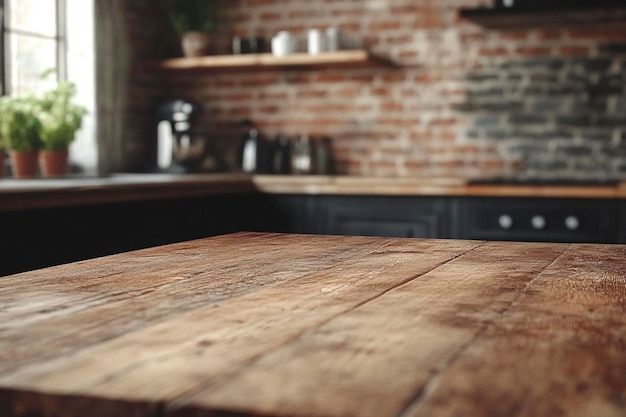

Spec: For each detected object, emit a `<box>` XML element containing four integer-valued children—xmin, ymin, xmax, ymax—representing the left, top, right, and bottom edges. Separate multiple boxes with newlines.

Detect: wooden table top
<box><xmin>1</xmin><ymin>232</ymin><xmax>625</xmax><ymax>417</ymax></box>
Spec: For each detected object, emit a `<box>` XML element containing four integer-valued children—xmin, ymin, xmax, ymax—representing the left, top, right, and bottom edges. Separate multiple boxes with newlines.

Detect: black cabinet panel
<box><xmin>456</xmin><ymin>197</ymin><xmax>620</xmax><ymax>243</ymax></box>
<box><xmin>313</xmin><ymin>196</ymin><xmax>450</xmax><ymax>239</ymax></box>
<box><xmin>3</xmin><ymin>192</ymin><xmax>623</xmax><ymax>277</ymax></box>
<box><xmin>248</xmin><ymin>194</ymin><xmax>314</xmax><ymax>234</ymax></box>
<box><xmin>619</xmin><ymin>200</ymin><xmax>626</xmax><ymax>243</ymax></box>
<box><xmin>325</xmin><ymin>218</ymin><xmax>434</xmax><ymax>238</ymax></box>
<box><xmin>0</xmin><ymin>194</ymin><xmax>252</xmax><ymax>277</ymax></box>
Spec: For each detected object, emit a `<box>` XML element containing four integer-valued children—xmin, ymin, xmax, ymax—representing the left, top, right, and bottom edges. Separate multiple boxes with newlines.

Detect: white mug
<box><xmin>272</xmin><ymin>31</ymin><xmax>297</xmax><ymax>56</ymax></box>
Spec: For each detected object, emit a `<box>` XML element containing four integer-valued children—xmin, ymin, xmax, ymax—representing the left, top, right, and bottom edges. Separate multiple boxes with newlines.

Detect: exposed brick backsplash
<box><xmin>126</xmin><ymin>0</ymin><xmax>626</xmax><ymax>179</ymax></box>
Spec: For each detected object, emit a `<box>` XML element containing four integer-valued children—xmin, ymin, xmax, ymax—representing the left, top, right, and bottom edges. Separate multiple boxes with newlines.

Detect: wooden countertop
<box><xmin>0</xmin><ymin>173</ymin><xmax>256</xmax><ymax>211</ymax></box>
<box><xmin>1</xmin><ymin>232</ymin><xmax>625</xmax><ymax>417</ymax></box>
<box><xmin>0</xmin><ymin>173</ymin><xmax>625</xmax><ymax>212</ymax></box>
<box><xmin>252</xmin><ymin>175</ymin><xmax>626</xmax><ymax>198</ymax></box>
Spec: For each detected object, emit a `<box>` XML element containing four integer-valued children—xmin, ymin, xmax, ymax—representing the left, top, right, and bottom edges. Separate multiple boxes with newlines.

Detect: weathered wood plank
<box><xmin>0</xmin><ymin>391</ymin><xmax>159</xmax><ymax>417</ymax></box>
<box><xmin>0</xmin><ymin>235</ymin><xmax>480</xmax><ymax>417</ymax></box>
<box><xmin>166</xmin><ymin>241</ymin><xmax>567</xmax><ymax>417</ymax></box>
<box><xmin>0</xmin><ymin>233</ymin><xmax>402</xmax><ymax>374</ymax></box>
<box><xmin>403</xmin><ymin>243</ymin><xmax>626</xmax><ymax>417</ymax></box>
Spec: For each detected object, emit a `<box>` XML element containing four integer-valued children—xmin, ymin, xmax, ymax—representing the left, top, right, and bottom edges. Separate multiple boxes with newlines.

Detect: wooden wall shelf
<box><xmin>150</xmin><ymin>50</ymin><xmax>394</xmax><ymax>72</ymax></box>
<box><xmin>459</xmin><ymin>4</ymin><xmax>626</xmax><ymax>29</ymax></box>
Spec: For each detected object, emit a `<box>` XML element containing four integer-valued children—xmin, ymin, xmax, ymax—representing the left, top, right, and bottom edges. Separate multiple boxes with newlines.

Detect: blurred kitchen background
<box><xmin>3</xmin><ymin>0</ymin><xmax>626</xmax><ymax>276</ymax></box>
<box><xmin>111</xmin><ymin>0</ymin><xmax>626</xmax><ymax>181</ymax></box>
<box><xmin>5</xmin><ymin>0</ymin><xmax>626</xmax><ymax>181</ymax></box>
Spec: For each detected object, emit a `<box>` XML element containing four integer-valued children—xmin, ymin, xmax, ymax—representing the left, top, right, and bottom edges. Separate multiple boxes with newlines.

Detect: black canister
<box><xmin>312</xmin><ymin>137</ymin><xmax>334</xmax><ymax>175</ymax></box>
<box><xmin>270</xmin><ymin>135</ymin><xmax>292</xmax><ymax>174</ymax></box>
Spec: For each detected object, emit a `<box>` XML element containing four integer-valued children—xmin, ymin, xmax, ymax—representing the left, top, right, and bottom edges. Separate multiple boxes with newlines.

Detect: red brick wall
<box><xmin>118</xmin><ymin>1</ymin><xmax>165</xmax><ymax>171</ymax></box>
<box><xmin>131</xmin><ymin>0</ymin><xmax>626</xmax><ymax>178</ymax></box>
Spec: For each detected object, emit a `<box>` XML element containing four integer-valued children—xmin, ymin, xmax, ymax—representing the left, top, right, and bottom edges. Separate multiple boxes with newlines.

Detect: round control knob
<box><xmin>498</xmin><ymin>214</ymin><xmax>513</xmax><ymax>230</ymax></box>
<box><xmin>531</xmin><ymin>215</ymin><xmax>546</xmax><ymax>230</ymax></box>
<box><xmin>565</xmin><ymin>215</ymin><xmax>580</xmax><ymax>231</ymax></box>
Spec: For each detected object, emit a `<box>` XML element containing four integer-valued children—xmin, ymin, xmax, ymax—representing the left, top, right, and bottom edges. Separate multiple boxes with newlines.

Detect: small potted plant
<box><xmin>37</xmin><ymin>76</ymin><xmax>88</xmax><ymax>177</ymax></box>
<box><xmin>169</xmin><ymin>0</ymin><xmax>220</xmax><ymax>57</ymax></box>
<box><xmin>0</xmin><ymin>95</ymin><xmax>43</xmax><ymax>178</ymax></box>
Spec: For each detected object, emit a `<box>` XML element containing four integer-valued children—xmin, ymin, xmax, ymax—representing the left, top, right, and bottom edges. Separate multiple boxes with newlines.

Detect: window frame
<box><xmin>1</xmin><ymin>0</ymin><xmax>5</xmax><ymax>94</ymax></box>
<box><xmin>1</xmin><ymin>0</ymin><xmax>67</xmax><ymax>96</ymax></box>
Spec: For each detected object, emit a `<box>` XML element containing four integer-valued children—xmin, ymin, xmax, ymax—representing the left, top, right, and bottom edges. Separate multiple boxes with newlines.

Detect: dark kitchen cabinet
<box><xmin>251</xmin><ymin>194</ymin><xmax>315</xmax><ymax>234</ymax></box>
<box><xmin>455</xmin><ymin>197</ymin><xmax>620</xmax><ymax>243</ymax></box>
<box><xmin>0</xmin><ymin>194</ymin><xmax>253</xmax><ymax>277</ymax></box>
<box><xmin>256</xmin><ymin>194</ymin><xmax>624</xmax><ymax>243</ymax></box>
<box><xmin>311</xmin><ymin>196</ymin><xmax>451</xmax><ymax>239</ymax></box>
<box><xmin>619</xmin><ymin>201</ymin><xmax>626</xmax><ymax>244</ymax></box>
<box><xmin>3</xmin><ymin>191</ymin><xmax>624</xmax><ymax>278</ymax></box>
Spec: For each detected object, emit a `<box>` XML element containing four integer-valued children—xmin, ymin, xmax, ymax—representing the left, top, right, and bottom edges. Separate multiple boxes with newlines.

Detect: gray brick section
<box><xmin>615</xmin><ymin>98</ymin><xmax>626</xmax><ymax>112</ymax></box>
<box><xmin>614</xmin><ymin>159</ymin><xmax>626</xmax><ymax>173</ymax></box>
<box><xmin>555</xmin><ymin>145</ymin><xmax>594</xmax><ymax>157</ymax></box>
<box><xmin>600</xmin><ymin>43</ymin><xmax>626</xmax><ymax>54</ymax></box>
<box><xmin>556</xmin><ymin>115</ymin><xmax>593</xmax><ymax>128</ymax></box>
<box><xmin>531</xmin><ymin>98</ymin><xmax>564</xmax><ymax>113</ymax></box>
<box><xmin>509</xmin><ymin>113</ymin><xmax>549</xmax><ymax>126</ymax></box>
<box><xmin>579</xmin><ymin>129</ymin><xmax>614</xmax><ymax>142</ymax></box>
<box><xmin>462</xmin><ymin>53</ymin><xmax>626</xmax><ymax>179</ymax></box>
<box><xmin>579</xmin><ymin>59</ymin><xmax>613</xmax><ymax>72</ymax></box>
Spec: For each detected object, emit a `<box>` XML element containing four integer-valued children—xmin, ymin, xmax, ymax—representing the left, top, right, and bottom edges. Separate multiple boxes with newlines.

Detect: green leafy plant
<box><xmin>0</xmin><ymin>70</ymin><xmax>86</xmax><ymax>153</ymax></box>
<box><xmin>0</xmin><ymin>95</ymin><xmax>43</xmax><ymax>152</ymax></box>
<box><xmin>169</xmin><ymin>0</ymin><xmax>220</xmax><ymax>35</ymax></box>
<box><xmin>37</xmin><ymin>71</ymin><xmax>88</xmax><ymax>151</ymax></box>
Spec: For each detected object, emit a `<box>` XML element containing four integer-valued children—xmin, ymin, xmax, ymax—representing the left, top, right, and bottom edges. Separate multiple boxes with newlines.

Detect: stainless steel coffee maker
<box><xmin>148</xmin><ymin>99</ymin><xmax>204</xmax><ymax>173</ymax></box>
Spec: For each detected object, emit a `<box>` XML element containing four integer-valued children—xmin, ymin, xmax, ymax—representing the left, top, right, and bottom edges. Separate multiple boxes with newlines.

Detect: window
<box><xmin>2</xmin><ymin>0</ymin><xmax>97</xmax><ymax>173</ymax></box>
<box><xmin>2</xmin><ymin>0</ymin><xmax>63</xmax><ymax>95</ymax></box>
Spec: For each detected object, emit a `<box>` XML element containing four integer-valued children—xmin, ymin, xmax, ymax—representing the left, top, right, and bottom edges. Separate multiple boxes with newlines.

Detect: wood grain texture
<box><xmin>149</xmin><ymin>50</ymin><xmax>394</xmax><ymax>72</ymax></box>
<box><xmin>1</xmin><ymin>174</ymin><xmax>623</xmax><ymax>213</ymax></box>
<box><xmin>0</xmin><ymin>233</ymin><xmax>402</xmax><ymax>374</ymax></box>
<box><xmin>168</xmin><ymin>241</ymin><xmax>567</xmax><ymax>417</ymax></box>
<box><xmin>1</xmin><ymin>232</ymin><xmax>625</xmax><ymax>417</ymax></box>
<box><xmin>404</xmin><ymin>243</ymin><xmax>626</xmax><ymax>417</ymax></box>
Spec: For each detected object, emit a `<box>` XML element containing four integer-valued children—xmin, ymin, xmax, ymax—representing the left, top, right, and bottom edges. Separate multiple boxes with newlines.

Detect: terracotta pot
<box><xmin>181</xmin><ymin>31</ymin><xmax>212</xmax><ymax>57</ymax></box>
<box><xmin>39</xmin><ymin>150</ymin><xmax>69</xmax><ymax>178</ymax></box>
<box><xmin>10</xmin><ymin>150</ymin><xmax>39</xmax><ymax>178</ymax></box>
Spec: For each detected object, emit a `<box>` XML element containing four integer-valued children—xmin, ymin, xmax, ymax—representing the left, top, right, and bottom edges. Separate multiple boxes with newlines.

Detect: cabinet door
<box><xmin>314</xmin><ymin>196</ymin><xmax>450</xmax><ymax>239</ymax></box>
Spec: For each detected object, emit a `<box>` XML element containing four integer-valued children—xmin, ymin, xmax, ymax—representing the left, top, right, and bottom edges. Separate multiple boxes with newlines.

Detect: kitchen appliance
<box><xmin>148</xmin><ymin>99</ymin><xmax>203</xmax><ymax>173</ymax></box>
<box><xmin>240</xmin><ymin>126</ymin><xmax>270</xmax><ymax>173</ymax></box>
